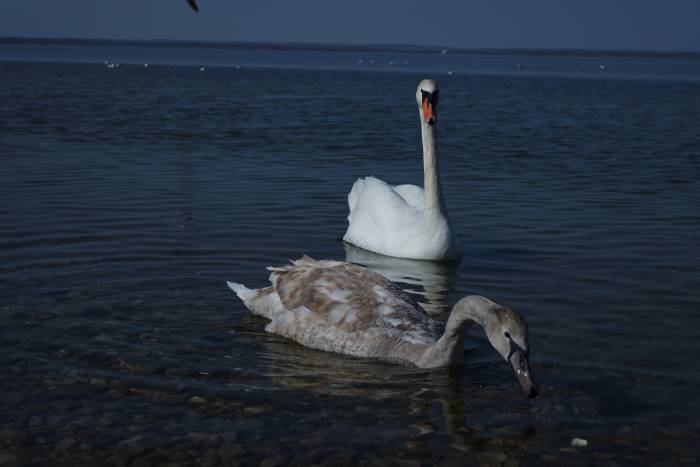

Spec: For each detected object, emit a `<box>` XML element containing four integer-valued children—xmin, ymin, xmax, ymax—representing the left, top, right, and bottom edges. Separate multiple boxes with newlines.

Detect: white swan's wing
<box><xmin>343</xmin><ymin>176</ymin><xmax>458</xmax><ymax>260</ymax></box>
<box><xmin>393</xmin><ymin>184</ymin><xmax>424</xmax><ymax>210</ymax></box>
<box><xmin>346</xmin><ymin>177</ymin><xmax>366</xmax><ymax>222</ymax></box>
<box><xmin>266</xmin><ymin>257</ymin><xmax>439</xmax><ymax>356</ymax></box>
<box><xmin>344</xmin><ymin>177</ymin><xmax>430</xmax><ymax>256</ymax></box>
<box><xmin>347</xmin><ymin>176</ymin><xmax>418</xmax><ymax>221</ymax></box>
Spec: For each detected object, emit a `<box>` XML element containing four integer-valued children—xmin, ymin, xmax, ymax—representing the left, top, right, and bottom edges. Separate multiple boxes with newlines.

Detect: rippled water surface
<box><xmin>1</xmin><ymin>44</ymin><xmax>700</xmax><ymax>465</ymax></box>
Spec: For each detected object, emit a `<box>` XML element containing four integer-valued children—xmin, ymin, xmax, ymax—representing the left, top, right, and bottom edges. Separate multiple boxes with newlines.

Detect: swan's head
<box><xmin>487</xmin><ymin>304</ymin><xmax>538</xmax><ymax>398</ymax></box>
<box><xmin>456</xmin><ymin>296</ymin><xmax>539</xmax><ymax>398</ymax></box>
<box><xmin>416</xmin><ymin>79</ymin><xmax>439</xmax><ymax>126</ymax></box>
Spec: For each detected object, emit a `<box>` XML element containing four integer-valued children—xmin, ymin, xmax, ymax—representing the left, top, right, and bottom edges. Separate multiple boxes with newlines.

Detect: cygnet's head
<box><xmin>487</xmin><ymin>303</ymin><xmax>538</xmax><ymax>398</ymax></box>
<box><xmin>457</xmin><ymin>295</ymin><xmax>539</xmax><ymax>398</ymax></box>
<box><xmin>416</xmin><ymin>79</ymin><xmax>439</xmax><ymax>126</ymax></box>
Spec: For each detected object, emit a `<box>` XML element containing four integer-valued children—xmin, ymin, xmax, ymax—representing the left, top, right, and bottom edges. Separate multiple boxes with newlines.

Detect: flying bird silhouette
<box><xmin>186</xmin><ymin>0</ymin><xmax>199</xmax><ymax>12</ymax></box>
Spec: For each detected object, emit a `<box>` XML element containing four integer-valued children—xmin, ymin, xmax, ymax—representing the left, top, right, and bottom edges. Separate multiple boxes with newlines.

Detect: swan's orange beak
<box><xmin>422</xmin><ymin>98</ymin><xmax>437</xmax><ymax>125</ymax></box>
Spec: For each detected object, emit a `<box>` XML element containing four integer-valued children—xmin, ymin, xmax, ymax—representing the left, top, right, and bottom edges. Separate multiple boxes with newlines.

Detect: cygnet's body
<box><xmin>227</xmin><ymin>256</ymin><xmax>537</xmax><ymax>397</ymax></box>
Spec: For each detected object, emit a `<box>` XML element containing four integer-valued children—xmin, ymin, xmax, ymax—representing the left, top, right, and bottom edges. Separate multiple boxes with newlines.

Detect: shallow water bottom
<box><xmin>2</xmin><ymin>300</ymin><xmax>699</xmax><ymax>466</ymax></box>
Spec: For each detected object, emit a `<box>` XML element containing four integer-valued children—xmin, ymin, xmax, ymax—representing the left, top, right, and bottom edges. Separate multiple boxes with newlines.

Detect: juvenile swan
<box><xmin>227</xmin><ymin>256</ymin><xmax>538</xmax><ymax>398</ymax></box>
<box><xmin>343</xmin><ymin>79</ymin><xmax>460</xmax><ymax>261</ymax></box>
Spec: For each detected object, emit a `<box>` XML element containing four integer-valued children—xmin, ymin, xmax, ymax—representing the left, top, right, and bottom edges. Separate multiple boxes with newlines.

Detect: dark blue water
<box><xmin>1</xmin><ymin>42</ymin><xmax>700</xmax><ymax>465</ymax></box>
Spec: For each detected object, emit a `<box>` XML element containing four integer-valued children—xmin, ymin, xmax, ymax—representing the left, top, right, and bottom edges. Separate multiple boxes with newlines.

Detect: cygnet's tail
<box><xmin>226</xmin><ymin>281</ymin><xmax>278</xmax><ymax>320</ymax></box>
<box><xmin>226</xmin><ymin>281</ymin><xmax>255</xmax><ymax>303</ymax></box>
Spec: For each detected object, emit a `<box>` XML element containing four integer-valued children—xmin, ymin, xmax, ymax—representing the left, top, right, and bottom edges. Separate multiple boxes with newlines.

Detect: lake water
<box><xmin>1</xmin><ymin>42</ymin><xmax>700</xmax><ymax>465</ymax></box>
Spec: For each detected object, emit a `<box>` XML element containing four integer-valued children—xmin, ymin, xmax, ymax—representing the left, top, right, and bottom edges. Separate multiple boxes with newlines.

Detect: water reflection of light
<box><xmin>344</xmin><ymin>243</ymin><xmax>459</xmax><ymax>317</ymax></box>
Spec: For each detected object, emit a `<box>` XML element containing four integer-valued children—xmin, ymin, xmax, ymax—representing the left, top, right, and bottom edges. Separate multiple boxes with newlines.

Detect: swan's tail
<box><xmin>226</xmin><ymin>281</ymin><xmax>256</xmax><ymax>303</ymax></box>
<box><xmin>227</xmin><ymin>281</ymin><xmax>279</xmax><ymax>320</ymax></box>
<box><xmin>347</xmin><ymin>177</ymin><xmax>368</xmax><ymax>222</ymax></box>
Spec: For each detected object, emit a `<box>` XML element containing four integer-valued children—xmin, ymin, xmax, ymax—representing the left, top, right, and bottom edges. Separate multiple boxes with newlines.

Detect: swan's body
<box><xmin>227</xmin><ymin>256</ymin><xmax>538</xmax><ymax>397</ymax></box>
<box><xmin>343</xmin><ymin>79</ymin><xmax>460</xmax><ymax>261</ymax></box>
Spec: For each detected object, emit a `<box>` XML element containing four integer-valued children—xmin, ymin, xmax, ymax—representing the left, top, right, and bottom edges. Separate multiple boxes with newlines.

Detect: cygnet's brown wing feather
<box><xmin>267</xmin><ymin>257</ymin><xmax>439</xmax><ymax>351</ymax></box>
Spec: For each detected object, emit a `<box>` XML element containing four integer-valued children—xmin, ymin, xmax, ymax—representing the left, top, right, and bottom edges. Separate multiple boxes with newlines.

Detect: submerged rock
<box><xmin>571</xmin><ymin>437</ymin><xmax>588</xmax><ymax>447</ymax></box>
<box><xmin>0</xmin><ymin>453</ymin><xmax>18</xmax><ymax>467</ymax></box>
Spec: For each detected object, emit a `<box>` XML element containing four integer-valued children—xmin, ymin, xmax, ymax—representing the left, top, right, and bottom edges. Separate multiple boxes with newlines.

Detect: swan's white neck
<box><xmin>421</xmin><ymin>120</ymin><xmax>447</xmax><ymax>221</ymax></box>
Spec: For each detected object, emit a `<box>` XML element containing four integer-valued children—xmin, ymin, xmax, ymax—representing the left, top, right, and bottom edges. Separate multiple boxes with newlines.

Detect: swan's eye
<box><xmin>504</xmin><ymin>331</ymin><xmax>511</xmax><ymax>339</ymax></box>
<box><xmin>421</xmin><ymin>90</ymin><xmax>438</xmax><ymax>106</ymax></box>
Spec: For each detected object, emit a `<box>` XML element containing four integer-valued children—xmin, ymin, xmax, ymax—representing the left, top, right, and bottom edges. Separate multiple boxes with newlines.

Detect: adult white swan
<box><xmin>227</xmin><ymin>256</ymin><xmax>538</xmax><ymax>398</ymax></box>
<box><xmin>343</xmin><ymin>79</ymin><xmax>460</xmax><ymax>261</ymax></box>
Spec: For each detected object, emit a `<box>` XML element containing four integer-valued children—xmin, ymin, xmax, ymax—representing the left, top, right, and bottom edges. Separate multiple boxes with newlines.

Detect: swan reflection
<box><xmin>344</xmin><ymin>243</ymin><xmax>458</xmax><ymax>316</ymax></box>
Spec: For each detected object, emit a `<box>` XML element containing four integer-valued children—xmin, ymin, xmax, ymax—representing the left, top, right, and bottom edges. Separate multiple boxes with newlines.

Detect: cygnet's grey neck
<box><xmin>417</xmin><ymin>296</ymin><xmax>492</xmax><ymax>368</ymax></box>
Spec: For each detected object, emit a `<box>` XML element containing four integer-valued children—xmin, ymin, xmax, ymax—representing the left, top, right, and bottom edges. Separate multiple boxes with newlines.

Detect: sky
<box><xmin>1</xmin><ymin>0</ymin><xmax>699</xmax><ymax>52</ymax></box>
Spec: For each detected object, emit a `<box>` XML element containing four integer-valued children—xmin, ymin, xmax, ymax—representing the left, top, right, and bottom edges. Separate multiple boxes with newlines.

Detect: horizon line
<box><xmin>2</xmin><ymin>35</ymin><xmax>700</xmax><ymax>59</ymax></box>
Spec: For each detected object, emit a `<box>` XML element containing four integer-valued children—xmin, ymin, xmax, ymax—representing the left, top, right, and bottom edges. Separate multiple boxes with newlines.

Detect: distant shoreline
<box><xmin>2</xmin><ymin>36</ymin><xmax>699</xmax><ymax>59</ymax></box>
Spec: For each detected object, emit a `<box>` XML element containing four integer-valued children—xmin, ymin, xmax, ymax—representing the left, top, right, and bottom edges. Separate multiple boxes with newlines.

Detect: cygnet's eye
<box><xmin>504</xmin><ymin>331</ymin><xmax>511</xmax><ymax>339</ymax></box>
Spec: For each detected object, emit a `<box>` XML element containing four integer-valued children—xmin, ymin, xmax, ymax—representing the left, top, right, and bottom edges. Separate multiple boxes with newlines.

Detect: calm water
<box><xmin>1</xmin><ymin>43</ymin><xmax>700</xmax><ymax>465</ymax></box>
